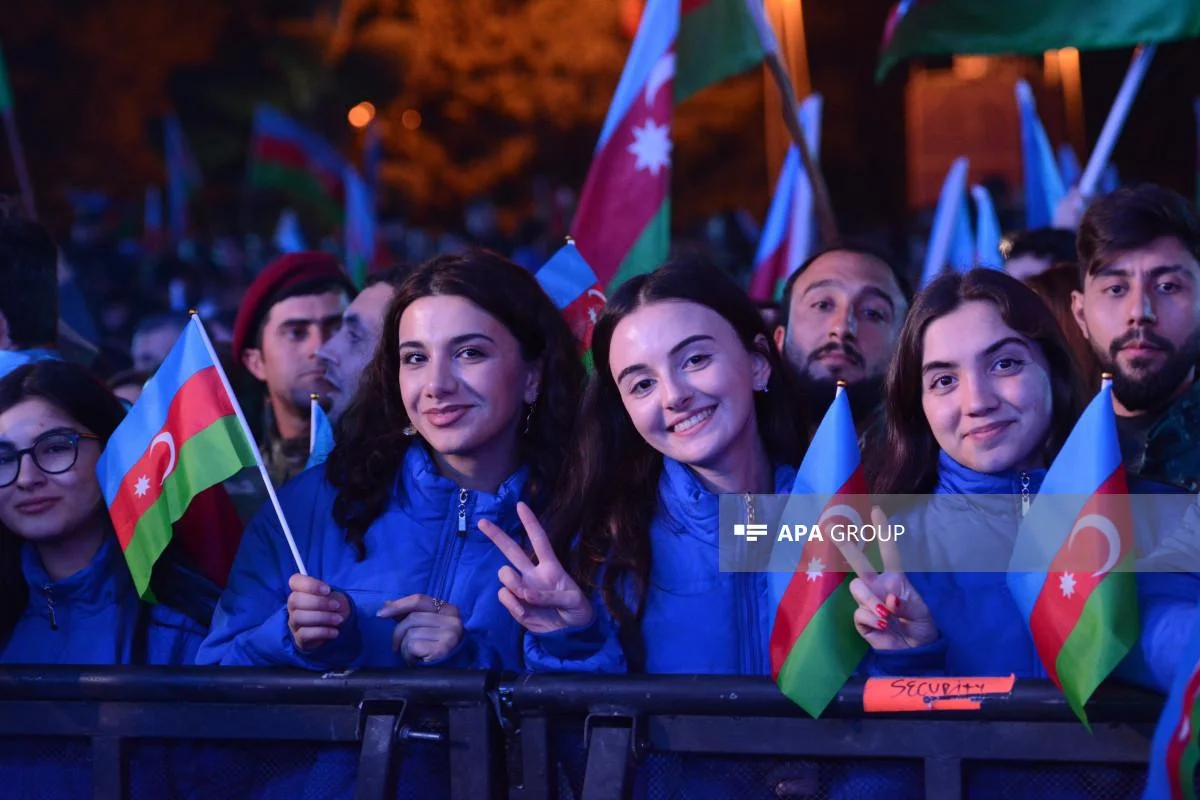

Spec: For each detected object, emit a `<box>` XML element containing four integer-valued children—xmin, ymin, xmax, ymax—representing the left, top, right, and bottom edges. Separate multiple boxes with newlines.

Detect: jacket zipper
<box><xmin>1019</xmin><ymin>472</ymin><xmax>1031</xmax><ymax>517</ymax></box>
<box><xmin>740</xmin><ymin>493</ymin><xmax>762</xmax><ymax>674</ymax></box>
<box><xmin>44</xmin><ymin>584</ymin><xmax>57</xmax><ymax>631</ymax></box>
<box><xmin>434</xmin><ymin>488</ymin><xmax>471</xmax><ymax>601</ymax></box>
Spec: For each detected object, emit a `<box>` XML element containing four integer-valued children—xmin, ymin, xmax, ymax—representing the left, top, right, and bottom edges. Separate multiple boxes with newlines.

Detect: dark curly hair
<box><xmin>326</xmin><ymin>250</ymin><xmax>585</xmax><ymax>559</ymax></box>
<box><xmin>546</xmin><ymin>256</ymin><xmax>809</xmax><ymax>670</ymax></box>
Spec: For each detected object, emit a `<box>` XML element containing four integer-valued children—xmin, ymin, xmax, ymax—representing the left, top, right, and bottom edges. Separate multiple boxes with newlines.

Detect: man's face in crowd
<box><xmin>775</xmin><ymin>251</ymin><xmax>908</xmax><ymax>387</ymax></box>
<box><xmin>1072</xmin><ymin>235</ymin><xmax>1200</xmax><ymax>414</ymax></box>
<box><xmin>317</xmin><ymin>282</ymin><xmax>397</xmax><ymax>421</ymax></box>
<box><xmin>242</xmin><ymin>290</ymin><xmax>348</xmax><ymax>417</ymax></box>
<box><xmin>131</xmin><ymin>325</ymin><xmax>181</xmax><ymax>373</ymax></box>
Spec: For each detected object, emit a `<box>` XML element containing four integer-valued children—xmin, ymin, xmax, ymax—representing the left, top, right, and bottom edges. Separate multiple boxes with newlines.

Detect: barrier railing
<box><xmin>0</xmin><ymin>667</ymin><xmax>1164</xmax><ymax>800</ymax></box>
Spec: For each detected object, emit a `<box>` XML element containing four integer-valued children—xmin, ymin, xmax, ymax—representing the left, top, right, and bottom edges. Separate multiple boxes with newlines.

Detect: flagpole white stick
<box><xmin>309</xmin><ymin>393</ymin><xmax>319</xmax><ymax>457</ymax></box>
<box><xmin>188</xmin><ymin>312</ymin><xmax>309</xmax><ymax>576</ymax></box>
<box><xmin>1078</xmin><ymin>44</ymin><xmax>1156</xmax><ymax>199</ymax></box>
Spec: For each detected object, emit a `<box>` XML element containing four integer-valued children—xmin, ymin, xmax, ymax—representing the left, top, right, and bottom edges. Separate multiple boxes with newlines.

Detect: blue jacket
<box><xmin>0</xmin><ymin>534</ymin><xmax>212</xmax><ymax>800</ymax></box>
<box><xmin>198</xmin><ymin>444</ymin><xmax>530</xmax><ymax>671</ymax></box>
<box><xmin>528</xmin><ymin>458</ymin><xmax>797</xmax><ymax>676</ymax></box>
<box><xmin>1</xmin><ymin>534</ymin><xmax>205</xmax><ymax>666</ymax></box>
<box><xmin>873</xmin><ymin>451</ymin><xmax>1199</xmax><ymax>692</ymax></box>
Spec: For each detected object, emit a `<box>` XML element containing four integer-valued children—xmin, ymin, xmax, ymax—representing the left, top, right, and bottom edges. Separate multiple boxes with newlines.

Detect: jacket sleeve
<box><xmin>195</xmin><ymin>488</ymin><xmax>362</xmax><ymax>669</ymax></box>
<box><xmin>1115</xmin><ymin>572</ymin><xmax>1200</xmax><ymax>693</ymax></box>
<box><xmin>861</xmin><ymin>571</ymin><xmax>950</xmax><ymax>677</ymax></box>
<box><xmin>525</xmin><ymin>594</ymin><xmax>628</xmax><ymax>673</ymax></box>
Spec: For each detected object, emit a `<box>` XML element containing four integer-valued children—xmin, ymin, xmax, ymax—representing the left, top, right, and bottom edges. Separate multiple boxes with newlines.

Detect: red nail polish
<box><xmin>877</xmin><ymin>619</ymin><xmax>888</xmax><ymax>631</ymax></box>
<box><xmin>876</xmin><ymin>603</ymin><xmax>890</xmax><ymax>618</ymax></box>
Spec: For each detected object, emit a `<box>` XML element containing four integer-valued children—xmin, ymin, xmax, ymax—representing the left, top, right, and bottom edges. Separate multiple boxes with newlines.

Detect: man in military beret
<box><xmin>233</xmin><ymin>252</ymin><xmax>355</xmax><ymax>486</ymax></box>
<box><xmin>1072</xmin><ymin>184</ymin><xmax>1200</xmax><ymax>492</ymax></box>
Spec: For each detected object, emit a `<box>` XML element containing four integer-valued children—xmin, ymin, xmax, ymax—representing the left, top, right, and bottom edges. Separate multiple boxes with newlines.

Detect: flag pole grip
<box><xmin>1078</xmin><ymin>44</ymin><xmax>1156</xmax><ymax>199</ymax></box>
<box><xmin>189</xmin><ymin>314</ymin><xmax>310</xmax><ymax>577</ymax></box>
<box><xmin>763</xmin><ymin>52</ymin><xmax>839</xmax><ymax>245</ymax></box>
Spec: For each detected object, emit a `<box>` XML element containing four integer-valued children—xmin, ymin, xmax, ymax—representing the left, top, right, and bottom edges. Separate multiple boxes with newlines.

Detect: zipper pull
<box><xmin>45</xmin><ymin>585</ymin><xmax>57</xmax><ymax>631</ymax></box>
<box><xmin>458</xmin><ymin>488</ymin><xmax>469</xmax><ymax>533</ymax></box>
<box><xmin>1020</xmin><ymin>473</ymin><xmax>1031</xmax><ymax>517</ymax></box>
<box><xmin>743</xmin><ymin>492</ymin><xmax>755</xmax><ymax>525</ymax></box>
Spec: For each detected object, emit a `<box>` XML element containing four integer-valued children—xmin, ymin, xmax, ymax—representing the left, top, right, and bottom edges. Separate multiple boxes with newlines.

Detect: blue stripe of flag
<box><xmin>252</xmin><ymin>105</ymin><xmax>349</xmax><ymax>178</ymax></box>
<box><xmin>535</xmin><ymin>242</ymin><xmax>600</xmax><ymax>310</ymax></box>
<box><xmin>793</xmin><ymin>386</ymin><xmax>859</xmax><ymax>495</ymax></box>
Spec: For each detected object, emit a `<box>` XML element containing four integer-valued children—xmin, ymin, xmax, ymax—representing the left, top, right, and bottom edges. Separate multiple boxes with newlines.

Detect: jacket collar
<box><xmin>22</xmin><ymin>534</ymin><xmax>131</xmax><ymax>616</ymax></box>
<box><xmin>658</xmin><ymin>457</ymin><xmax>798</xmax><ymax>535</ymax></box>
<box><xmin>935</xmin><ymin>450</ymin><xmax>1047</xmax><ymax>496</ymax></box>
<box><xmin>399</xmin><ymin>442</ymin><xmax>528</xmax><ymax>530</ymax></box>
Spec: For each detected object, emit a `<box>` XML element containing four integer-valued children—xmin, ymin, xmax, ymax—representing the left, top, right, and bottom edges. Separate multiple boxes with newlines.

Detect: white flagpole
<box><xmin>1078</xmin><ymin>44</ymin><xmax>1156</xmax><ymax>199</ymax></box>
<box><xmin>188</xmin><ymin>312</ymin><xmax>309</xmax><ymax>576</ymax></box>
<box><xmin>309</xmin><ymin>393</ymin><xmax>319</xmax><ymax>456</ymax></box>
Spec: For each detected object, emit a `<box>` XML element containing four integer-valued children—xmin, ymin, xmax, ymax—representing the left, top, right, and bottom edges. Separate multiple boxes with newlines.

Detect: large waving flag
<box><xmin>573</xmin><ymin>0</ymin><xmax>777</xmax><ymax>290</ymax></box>
<box><xmin>1015</xmin><ymin>80</ymin><xmax>1066</xmax><ymax>229</ymax></box>
<box><xmin>344</xmin><ymin>165</ymin><xmax>376</xmax><ymax>288</ymax></box>
<box><xmin>878</xmin><ymin>0</ymin><xmax>1200</xmax><ymax>81</ymax></box>
<box><xmin>535</xmin><ymin>239</ymin><xmax>607</xmax><ymax>360</ymax></box>
<box><xmin>1146</xmin><ymin>622</ymin><xmax>1200</xmax><ymax>799</ymax></box>
<box><xmin>249</xmin><ymin>105</ymin><xmax>348</xmax><ymax>224</ymax></box>
<box><xmin>748</xmin><ymin>95</ymin><xmax>823</xmax><ymax>301</ymax></box>
<box><xmin>1007</xmin><ymin>377</ymin><xmax>1137</xmax><ymax>724</ymax></box>
<box><xmin>164</xmin><ymin>114</ymin><xmax>201</xmax><ymax>245</ymax></box>
<box><xmin>769</xmin><ymin>383</ymin><xmax>870</xmax><ymax>717</ymax></box>
<box><xmin>97</xmin><ymin>317</ymin><xmax>259</xmax><ymax>598</ymax></box>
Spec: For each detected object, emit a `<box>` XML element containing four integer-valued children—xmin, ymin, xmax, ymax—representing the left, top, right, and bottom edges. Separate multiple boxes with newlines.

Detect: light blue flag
<box><xmin>920</xmin><ymin>156</ymin><xmax>970</xmax><ymax>288</ymax></box>
<box><xmin>970</xmin><ymin>184</ymin><xmax>1005</xmax><ymax>270</ymax></box>
<box><xmin>1015</xmin><ymin>80</ymin><xmax>1066</xmax><ymax>229</ymax></box>
<box><xmin>949</xmin><ymin>197</ymin><xmax>976</xmax><ymax>273</ymax></box>
<box><xmin>1057</xmin><ymin>144</ymin><xmax>1082</xmax><ymax>188</ymax></box>
<box><xmin>307</xmin><ymin>399</ymin><xmax>335</xmax><ymax>469</ymax></box>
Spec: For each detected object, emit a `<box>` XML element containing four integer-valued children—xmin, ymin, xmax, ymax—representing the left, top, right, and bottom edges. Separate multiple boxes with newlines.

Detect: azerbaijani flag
<box><xmin>919</xmin><ymin>156</ymin><xmax>971</xmax><ymax>288</ymax></box>
<box><xmin>164</xmin><ymin>113</ymin><xmax>201</xmax><ymax>245</ymax></box>
<box><xmin>535</xmin><ymin>240</ymin><xmax>607</xmax><ymax>359</ymax></box>
<box><xmin>1145</xmin><ymin>622</ymin><xmax>1200</xmax><ymax>799</ymax></box>
<box><xmin>307</xmin><ymin>397</ymin><xmax>335</xmax><ymax>470</ymax></box>
<box><xmin>573</xmin><ymin>0</ymin><xmax>775</xmax><ymax>291</ymax></box>
<box><xmin>748</xmin><ymin>94</ymin><xmax>823</xmax><ymax>302</ymax></box>
<box><xmin>1007</xmin><ymin>377</ymin><xmax>1137</xmax><ymax>724</ymax></box>
<box><xmin>970</xmin><ymin>184</ymin><xmax>1004</xmax><ymax>270</ymax></box>
<box><xmin>344</xmin><ymin>165</ymin><xmax>376</xmax><ymax>288</ymax></box>
<box><xmin>1015</xmin><ymin>80</ymin><xmax>1066</xmax><ymax>230</ymax></box>
<box><xmin>878</xmin><ymin>0</ymin><xmax>1200</xmax><ymax>81</ymax></box>
<box><xmin>769</xmin><ymin>383</ymin><xmax>870</xmax><ymax>717</ymax></box>
<box><xmin>97</xmin><ymin>317</ymin><xmax>259</xmax><ymax>598</ymax></box>
<box><xmin>249</xmin><ymin>105</ymin><xmax>348</xmax><ymax>224</ymax></box>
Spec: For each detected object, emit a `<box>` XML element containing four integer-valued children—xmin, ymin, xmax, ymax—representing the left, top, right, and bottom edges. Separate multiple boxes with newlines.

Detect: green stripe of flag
<box><xmin>122</xmin><ymin>415</ymin><xmax>258</xmax><ymax>598</ymax></box>
<box><xmin>776</xmin><ymin>583</ymin><xmax>867</xmax><ymax>717</ymax></box>
<box><xmin>607</xmin><ymin>200</ymin><xmax>670</xmax><ymax>292</ymax></box>
<box><xmin>676</xmin><ymin>0</ymin><xmax>768</xmax><ymax>104</ymax></box>
<box><xmin>1053</xmin><ymin>568</ymin><xmax>1138</xmax><ymax>725</ymax></box>
<box><xmin>0</xmin><ymin>49</ymin><xmax>13</xmax><ymax>113</ymax></box>
<box><xmin>249</xmin><ymin>161</ymin><xmax>342</xmax><ymax>223</ymax></box>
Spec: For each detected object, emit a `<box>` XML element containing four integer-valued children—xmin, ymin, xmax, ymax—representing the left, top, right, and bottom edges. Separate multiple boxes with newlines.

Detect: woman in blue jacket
<box><xmin>845</xmin><ymin>269</ymin><xmax>1195</xmax><ymax>799</ymax></box>
<box><xmin>0</xmin><ymin>360</ymin><xmax>217</xmax><ymax>799</ymax></box>
<box><xmin>199</xmin><ymin>250</ymin><xmax>584</xmax><ymax>673</ymax></box>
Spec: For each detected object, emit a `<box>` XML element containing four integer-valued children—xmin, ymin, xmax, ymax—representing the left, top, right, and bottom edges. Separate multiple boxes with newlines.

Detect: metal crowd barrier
<box><xmin>0</xmin><ymin>667</ymin><xmax>1165</xmax><ymax>799</ymax></box>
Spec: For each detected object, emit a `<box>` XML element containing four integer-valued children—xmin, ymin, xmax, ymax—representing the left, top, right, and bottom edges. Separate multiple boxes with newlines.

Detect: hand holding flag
<box><xmin>286</xmin><ymin>573</ymin><xmax>351</xmax><ymax>652</ymax></box>
<box><xmin>837</xmin><ymin>507</ymin><xmax>938</xmax><ymax>651</ymax></box>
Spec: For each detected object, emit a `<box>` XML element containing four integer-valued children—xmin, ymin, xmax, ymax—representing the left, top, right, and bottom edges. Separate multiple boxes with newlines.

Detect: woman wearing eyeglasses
<box><xmin>0</xmin><ymin>361</ymin><xmax>212</xmax><ymax>666</ymax></box>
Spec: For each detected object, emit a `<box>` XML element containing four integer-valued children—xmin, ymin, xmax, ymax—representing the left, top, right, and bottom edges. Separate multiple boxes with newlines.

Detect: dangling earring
<box><xmin>755</xmin><ymin>382</ymin><xmax>769</xmax><ymax>393</ymax></box>
<box><xmin>402</xmin><ymin>424</ymin><xmax>417</xmax><ymax>437</ymax></box>
<box><xmin>523</xmin><ymin>403</ymin><xmax>536</xmax><ymax>435</ymax></box>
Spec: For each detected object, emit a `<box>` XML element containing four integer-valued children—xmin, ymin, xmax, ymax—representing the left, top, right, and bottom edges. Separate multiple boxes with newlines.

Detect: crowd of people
<box><xmin>0</xmin><ymin>182</ymin><xmax>1198</xmax><ymax>798</ymax></box>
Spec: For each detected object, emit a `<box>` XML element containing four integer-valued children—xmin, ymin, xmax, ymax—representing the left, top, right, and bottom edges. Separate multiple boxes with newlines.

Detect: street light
<box><xmin>348</xmin><ymin>101</ymin><xmax>376</xmax><ymax>129</ymax></box>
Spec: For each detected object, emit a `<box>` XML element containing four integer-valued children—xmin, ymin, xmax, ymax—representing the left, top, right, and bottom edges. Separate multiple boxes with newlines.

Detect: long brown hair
<box><xmin>873</xmin><ymin>269</ymin><xmax>1086</xmax><ymax>494</ymax></box>
<box><xmin>327</xmin><ymin>250</ymin><xmax>585</xmax><ymax>559</ymax></box>
<box><xmin>547</xmin><ymin>256</ymin><xmax>808</xmax><ymax>670</ymax></box>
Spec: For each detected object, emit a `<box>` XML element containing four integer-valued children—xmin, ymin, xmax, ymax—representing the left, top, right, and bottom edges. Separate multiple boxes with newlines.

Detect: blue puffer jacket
<box><xmin>528</xmin><ymin>457</ymin><xmax>797</xmax><ymax>676</ymax></box>
<box><xmin>197</xmin><ymin>445</ymin><xmax>529</xmax><ymax>671</ymax></box>
<box><xmin>1</xmin><ymin>534</ymin><xmax>205</xmax><ymax>665</ymax></box>
<box><xmin>0</xmin><ymin>534</ymin><xmax>212</xmax><ymax>800</ymax></box>
<box><xmin>858</xmin><ymin>451</ymin><xmax>1200</xmax><ymax>800</ymax></box>
<box><xmin>196</xmin><ymin>445</ymin><xmax>530</xmax><ymax>800</ymax></box>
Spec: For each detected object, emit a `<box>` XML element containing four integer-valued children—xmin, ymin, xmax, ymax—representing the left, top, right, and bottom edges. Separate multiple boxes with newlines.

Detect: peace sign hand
<box><xmin>835</xmin><ymin>507</ymin><xmax>938</xmax><ymax>651</ymax></box>
<box><xmin>477</xmin><ymin>502</ymin><xmax>595</xmax><ymax>634</ymax></box>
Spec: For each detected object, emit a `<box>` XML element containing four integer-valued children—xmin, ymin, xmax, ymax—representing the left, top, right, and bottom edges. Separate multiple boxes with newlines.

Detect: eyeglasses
<box><xmin>0</xmin><ymin>431</ymin><xmax>101</xmax><ymax>488</ymax></box>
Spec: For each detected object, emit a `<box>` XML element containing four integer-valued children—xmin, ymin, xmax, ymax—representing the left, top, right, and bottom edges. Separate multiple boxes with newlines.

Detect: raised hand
<box><xmin>835</xmin><ymin>507</ymin><xmax>938</xmax><ymax>651</ymax></box>
<box><xmin>286</xmin><ymin>574</ymin><xmax>351</xmax><ymax>652</ymax></box>
<box><xmin>477</xmin><ymin>501</ymin><xmax>594</xmax><ymax>634</ymax></box>
<box><xmin>376</xmin><ymin>594</ymin><xmax>464</xmax><ymax>665</ymax></box>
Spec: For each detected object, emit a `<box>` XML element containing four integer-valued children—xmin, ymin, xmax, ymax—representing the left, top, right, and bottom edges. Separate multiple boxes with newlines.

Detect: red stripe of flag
<box><xmin>749</xmin><ymin>242</ymin><xmax>787</xmax><ymax>301</ymax></box>
<box><xmin>561</xmin><ymin>285</ymin><xmax>607</xmax><ymax>352</ymax></box>
<box><xmin>108</xmin><ymin>366</ymin><xmax>236</xmax><ymax>550</ymax></box>
<box><xmin>1027</xmin><ymin>468</ymin><xmax>1132</xmax><ymax>684</ymax></box>
<box><xmin>769</xmin><ymin>466</ymin><xmax>869</xmax><ymax>676</ymax></box>
<box><xmin>1167</xmin><ymin>665</ymin><xmax>1200</xmax><ymax>799</ymax></box>
<box><xmin>252</xmin><ymin>137</ymin><xmax>343</xmax><ymax>197</ymax></box>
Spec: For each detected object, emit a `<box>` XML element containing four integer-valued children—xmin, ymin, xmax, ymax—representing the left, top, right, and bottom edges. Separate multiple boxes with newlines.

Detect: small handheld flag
<box><xmin>535</xmin><ymin>238</ymin><xmax>606</xmax><ymax>358</ymax></box>
<box><xmin>307</xmin><ymin>394</ymin><xmax>335</xmax><ymax>469</ymax></box>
